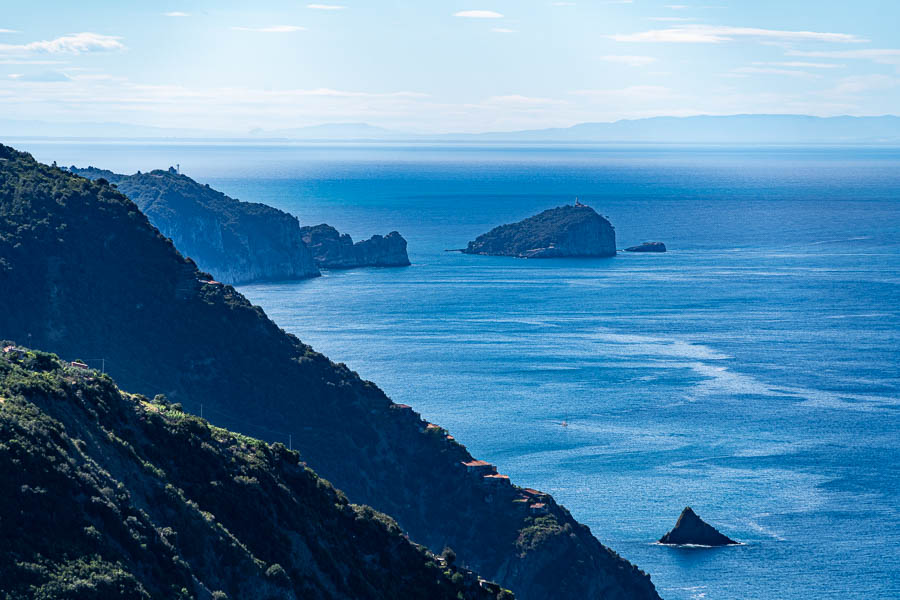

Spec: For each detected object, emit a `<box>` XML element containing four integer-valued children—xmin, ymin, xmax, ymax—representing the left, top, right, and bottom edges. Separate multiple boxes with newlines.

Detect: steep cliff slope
<box><xmin>300</xmin><ymin>223</ymin><xmax>410</xmax><ymax>269</ymax></box>
<box><xmin>464</xmin><ymin>204</ymin><xmax>616</xmax><ymax>258</ymax></box>
<box><xmin>0</xmin><ymin>347</ymin><xmax>509</xmax><ymax>600</ymax></box>
<box><xmin>0</xmin><ymin>145</ymin><xmax>658</xmax><ymax>600</ymax></box>
<box><xmin>68</xmin><ymin>166</ymin><xmax>320</xmax><ymax>285</ymax></box>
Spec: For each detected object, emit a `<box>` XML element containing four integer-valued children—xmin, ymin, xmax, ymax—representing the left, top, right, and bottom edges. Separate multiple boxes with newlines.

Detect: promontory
<box><xmin>462</xmin><ymin>203</ymin><xmax>616</xmax><ymax>258</ymax></box>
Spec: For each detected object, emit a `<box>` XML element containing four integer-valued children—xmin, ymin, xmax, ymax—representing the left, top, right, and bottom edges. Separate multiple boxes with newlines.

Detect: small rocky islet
<box><xmin>658</xmin><ymin>507</ymin><xmax>739</xmax><ymax>547</ymax></box>
<box><xmin>625</xmin><ymin>241</ymin><xmax>667</xmax><ymax>253</ymax></box>
<box><xmin>462</xmin><ymin>202</ymin><xmax>617</xmax><ymax>258</ymax></box>
<box><xmin>300</xmin><ymin>223</ymin><xmax>410</xmax><ymax>269</ymax></box>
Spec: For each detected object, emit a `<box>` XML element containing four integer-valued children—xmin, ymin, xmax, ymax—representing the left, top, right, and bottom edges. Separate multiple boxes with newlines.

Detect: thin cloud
<box><xmin>492</xmin><ymin>28</ymin><xmax>516</xmax><ymax>33</ymax></box>
<box><xmin>231</xmin><ymin>25</ymin><xmax>307</xmax><ymax>33</ymax></box>
<box><xmin>454</xmin><ymin>10</ymin><xmax>504</xmax><ymax>19</ymax></box>
<box><xmin>0</xmin><ymin>32</ymin><xmax>125</xmax><ymax>54</ymax></box>
<box><xmin>307</xmin><ymin>4</ymin><xmax>347</xmax><ymax>9</ymax></box>
<box><xmin>163</xmin><ymin>12</ymin><xmax>190</xmax><ymax>17</ymax></box>
<box><xmin>610</xmin><ymin>24</ymin><xmax>865</xmax><ymax>44</ymax></box>
<box><xmin>754</xmin><ymin>61</ymin><xmax>842</xmax><ymax>69</ymax></box>
<box><xmin>830</xmin><ymin>74</ymin><xmax>900</xmax><ymax>94</ymax></box>
<box><xmin>788</xmin><ymin>48</ymin><xmax>900</xmax><ymax>66</ymax></box>
<box><xmin>600</xmin><ymin>55</ymin><xmax>658</xmax><ymax>67</ymax></box>
<box><xmin>0</xmin><ymin>29</ymin><xmax>21</xmax><ymax>33</ymax></box>
<box><xmin>731</xmin><ymin>66</ymin><xmax>822</xmax><ymax>79</ymax></box>
<box><xmin>484</xmin><ymin>95</ymin><xmax>566</xmax><ymax>106</ymax></box>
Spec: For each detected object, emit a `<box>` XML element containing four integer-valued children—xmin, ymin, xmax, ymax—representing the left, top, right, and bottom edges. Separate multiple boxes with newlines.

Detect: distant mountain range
<box><xmin>3</xmin><ymin>114</ymin><xmax>900</xmax><ymax>144</ymax></box>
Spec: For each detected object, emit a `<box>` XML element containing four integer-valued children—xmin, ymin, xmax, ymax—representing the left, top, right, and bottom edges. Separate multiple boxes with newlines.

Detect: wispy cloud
<box><xmin>830</xmin><ymin>74</ymin><xmax>900</xmax><ymax>94</ymax></box>
<box><xmin>307</xmin><ymin>4</ymin><xmax>347</xmax><ymax>10</ymax></box>
<box><xmin>454</xmin><ymin>10</ymin><xmax>504</xmax><ymax>19</ymax></box>
<box><xmin>754</xmin><ymin>61</ymin><xmax>842</xmax><ymax>69</ymax></box>
<box><xmin>484</xmin><ymin>95</ymin><xmax>566</xmax><ymax>106</ymax></box>
<box><xmin>492</xmin><ymin>28</ymin><xmax>516</xmax><ymax>34</ymax></box>
<box><xmin>787</xmin><ymin>48</ymin><xmax>900</xmax><ymax>66</ymax></box>
<box><xmin>231</xmin><ymin>25</ymin><xmax>307</xmax><ymax>33</ymax></box>
<box><xmin>163</xmin><ymin>12</ymin><xmax>190</xmax><ymax>17</ymax></box>
<box><xmin>0</xmin><ymin>32</ymin><xmax>125</xmax><ymax>55</ymax></box>
<box><xmin>730</xmin><ymin>66</ymin><xmax>822</xmax><ymax>79</ymax></box>
<box><xmin>610</xmin><ymin>24</ymin><xmax>865</xmax><ymax>44</ymax></box>
<box><xmin>8</xmin><ymin>70</ymin><xmax>72</xmax><ymax>82</ymax></box>
<box><xmin>648</xmin><ymin>17</ymin><xmax>693</xmax><ymax>22</ymax></box>
<box><xmin>600</xmin><ymin>55</ymin><xmax>658</xmax><ymax>67</ymax></box>
<box><xmin>0</xmin><ymin>29</ymin><xmax>21</xmax><ymax>33</ymax></box>
<box><xmin>572</xmin><ymin>85</ymin><xmax>675</xmax><ymax>101</ymax></box>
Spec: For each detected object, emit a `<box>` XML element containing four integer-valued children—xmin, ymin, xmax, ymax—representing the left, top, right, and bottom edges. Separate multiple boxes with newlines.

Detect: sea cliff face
<box><xmin>464</xmin><ymin>204</ymin><xmax>616</xmax><ymax>258</ymax></box>
<box><xmin>69</xmin><ymin>166</ymin><xmax>321</xmax><ymax>285</ymax></box>
<box><xmin>1</xmin><ymin>146</ymin><xmax>658</xmax><ymax>600</ymax></box>
<box><xmin>300</xmin><ymin>224</ymin><xmax>410</xmax><ymax>269</ymax></box>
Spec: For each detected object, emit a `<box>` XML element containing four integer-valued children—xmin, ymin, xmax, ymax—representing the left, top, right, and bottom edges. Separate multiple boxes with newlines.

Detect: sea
<box><xmin>18</xmin><ymin>140</ymin><xmax>900</xmax><ymax>600</ymax></box>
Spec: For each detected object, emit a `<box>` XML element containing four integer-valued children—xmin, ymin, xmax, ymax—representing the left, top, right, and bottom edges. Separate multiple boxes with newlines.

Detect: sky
<box><xmin>1</xmin><ymin>1</ymin><xmax>899</xmax><ymax>133</ymax></box>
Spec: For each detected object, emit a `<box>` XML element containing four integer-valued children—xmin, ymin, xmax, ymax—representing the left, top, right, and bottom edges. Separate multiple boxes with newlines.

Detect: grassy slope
<box><xmin>0</xmin><ymin>348</ymin><xmax>508</xmax><ymax>600</ymax></box>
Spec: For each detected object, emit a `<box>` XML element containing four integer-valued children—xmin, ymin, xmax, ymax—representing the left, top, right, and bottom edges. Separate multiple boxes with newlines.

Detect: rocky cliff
<box><xmin>68</xmin><ymin>166</ymin><xmax>321</xmax><ymax>285</ymax></box>
<box><xmin>1</xmin><ymin>145</ymin><xmax>658</xmax><ymax>600</ymax></box>
<box><xmin>463</xmin><ymin>204</ymin><xmax>616</xmax><ymax>258</ymax></box>
<box><xmin>0</xmin><ymin>347</ymin><xmax>510</xmax><ymax>600</ymax></box>
<box><xmin>300</xmin><ymin>224</ymin><xmax>410</xmax><ymax>269</ymax></box>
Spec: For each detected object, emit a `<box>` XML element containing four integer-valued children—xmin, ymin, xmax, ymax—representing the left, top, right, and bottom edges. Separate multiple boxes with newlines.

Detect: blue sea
<box><xmin>20</xmin><ymin>141</ymin><xmax>900</xmax><ymax>600</ymax></box>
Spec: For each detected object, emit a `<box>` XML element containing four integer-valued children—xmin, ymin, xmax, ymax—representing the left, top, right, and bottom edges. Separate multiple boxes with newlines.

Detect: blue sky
<box><xmin>1</xmin><ymin>1</ymin><xmax>898</xmax><ymax>133</ymax></box>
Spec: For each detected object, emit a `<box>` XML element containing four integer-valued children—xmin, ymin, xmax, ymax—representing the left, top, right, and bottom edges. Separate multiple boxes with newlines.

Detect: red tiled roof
<box><xmin>426</xmin><ymin>423</ymin><xmax>440</xmax><ymax>430</ymax></box>
<box><xmin>523</xmin><ymin>488</ymin><xmax>544</xmax><ymax>496</ymax></box>
<box><xmin>531</xmin><ymin>502</ymin><xmax>546</xmax><ymax>509</ymax></box>
<box><xmin>462</xmin><ymin>460</ymin><xmax>492</xmax><ymax>467</ymax></box>
<box><xmin>394</xmin><ymin>404</ymin><xmax>412</xmax><ymax>409</ymax></box>
<box><xmin>484</xmin><ymin>474</ymin><xmax>509</xmax><ymax>480</ymax></box>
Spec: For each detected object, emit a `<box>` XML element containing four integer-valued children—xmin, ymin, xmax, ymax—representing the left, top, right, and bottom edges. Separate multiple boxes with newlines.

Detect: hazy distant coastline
<box><xmin>4</xmin><ymin>114</ymin><xmax>900</xmax><ymax>145</ymax></box>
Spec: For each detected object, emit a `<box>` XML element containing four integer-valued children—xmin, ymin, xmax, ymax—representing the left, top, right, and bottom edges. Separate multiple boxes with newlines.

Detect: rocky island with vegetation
<box><xmin>462</xmin><ymin>203</ymin><xmax>616</xmax><ymax>258</ymax></box>
<box><xmin>300</xmin><ymin>223</ymin><xmax>410</xmax><ymax>269</ymax></box>
<box><xmin>1</xmin><ymin>144</ymin><xmax>659</xmax><ymax>600</ymax></box>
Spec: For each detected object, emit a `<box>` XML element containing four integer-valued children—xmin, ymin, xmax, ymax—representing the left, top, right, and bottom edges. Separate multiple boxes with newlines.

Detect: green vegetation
<box><xmin>68</xmin><ymin>165</ymin><xmax>320</xmax><ymax>284</ymax></box>
<box><xmin>0</xmin><ymin>144</ymin><xmax>659</xmax><ymax>600</ymax></box>
<box><xmin>0</xmin><ymin>348</ymin><xmax>506</xmax><ymax>599</ymax></box>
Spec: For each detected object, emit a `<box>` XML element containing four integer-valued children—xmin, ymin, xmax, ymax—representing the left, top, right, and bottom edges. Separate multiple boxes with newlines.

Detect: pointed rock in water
<box><xmin>659</xmin><ymin>507</ymin><xmax>738</xmax><ymax>546</ymax></box>
<box><xmin>625</xmin><ymin>241</ymin><xmax>666</xmax><ymax>253</ymax></box>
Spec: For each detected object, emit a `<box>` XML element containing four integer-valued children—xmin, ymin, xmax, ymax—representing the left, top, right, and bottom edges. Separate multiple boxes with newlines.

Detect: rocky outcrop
<box><xmin>300</xmin><ymin>223</ymin><xmax>410</xmax><ymax>269</ymax></box>
<box><xmin>625</xmin><ymin>242</ymin><xmax>667</xmax><ymax>253</ymax></box>
<box><xmin>659</xmin><ymin>507</ymin><xmax>738</xmax><ymax>546</ymax></box>
<box><xmin>68</xmin><ymin>166</ymin><xmax>321</xmax><ymax>285</ymax></box>
<box><xmin>463</xmin><ymin>204</ymin><xmax>616</xmax><ymax>258</ymax></box>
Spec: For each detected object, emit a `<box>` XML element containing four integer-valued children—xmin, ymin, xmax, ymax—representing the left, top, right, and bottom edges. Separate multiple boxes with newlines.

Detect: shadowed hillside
<box><xmin>0</xmin><ymin>144</ymin><xmax>659</xmax><ymax>600</ymax></box>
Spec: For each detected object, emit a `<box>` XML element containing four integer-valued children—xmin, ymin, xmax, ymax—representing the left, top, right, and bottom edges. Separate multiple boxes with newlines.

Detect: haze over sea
<box><xmin>22</xmin><ymin>141</ymin><xmax>900</xmax><ymax>600</ymax></box>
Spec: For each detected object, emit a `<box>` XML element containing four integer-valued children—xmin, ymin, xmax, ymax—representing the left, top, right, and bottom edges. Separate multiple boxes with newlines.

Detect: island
<box><xmin>300</xmin><ymin>223</ymin><xmax>411</xmax><ymax>269</ymax></box>
<box><xmin>462</xmin><ymin>202</ymin><xmax>616</xmax><ymax>258</ymax></box>
<box><xmin>659</xmin><ymin>507</ymin><xmax>739</xmax><ymax>546</ymax></box>
<box><xmin>625</xmin><ymin>242</ymin><xmax>667</xmax><ymax>253</ymax></box>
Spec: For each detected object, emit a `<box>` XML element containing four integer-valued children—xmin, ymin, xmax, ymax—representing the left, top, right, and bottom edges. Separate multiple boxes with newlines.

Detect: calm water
<box><xmin>20</xmin><ymin>141</ymin><xmax>900</xmax><ymax>600</ymax></box>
